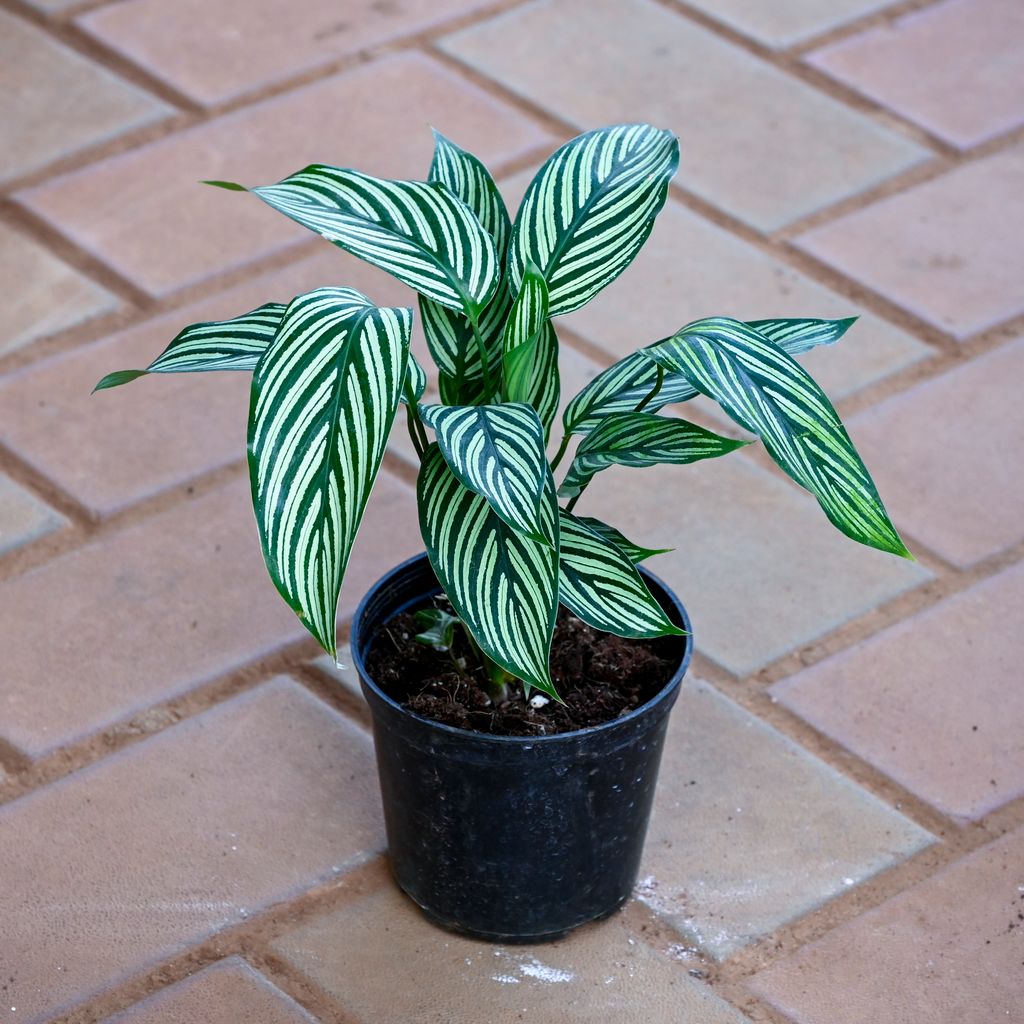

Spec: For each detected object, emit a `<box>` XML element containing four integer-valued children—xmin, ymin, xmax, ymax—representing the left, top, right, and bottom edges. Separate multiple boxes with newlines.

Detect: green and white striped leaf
<box><xmin>418</xmin><ymin>402</ymin><xmax>552</xmax><ymax>543</ymax></box>
<box><xmin>558</xmin><ymin>510</ymin><xmax>683</xmax><ymax>638</ymax></box>
<box><xmin>747</xmin><ymin>316</ymin><xmax>856</xmax><ymax>357</ymax></box>
<box><xmin>418</xmin><ymin>444</ymin><xmax>559</xmax><ymax>697</ymax></box>
<box><xmin>574</xmin><ymin>515</ymin><xmax>671</xmax><ymax>563</ymax></box>
<box><xmin>508</xmin><ymin>124</ymin><xmax>679</xmax><ymax>317</ymax></box>
<box><xmin>94</xmin><ymin>303</ymin><xmax>285</xmax><ymax>391</ymax></box>
<box><xmin>429</xmin><ymin>130</ymin><xmax>511</xmax><ymax>258</ymax></box>
<box><xmin>561</xmin><ymin>317</ymin><xmax>858</xmax><ymax>434</ymax></box>
<box><xmin>248</xmin><ymin>287</ymin><xmax>411</xmax><ymax>657</ymax></box>
<box><xmin>560</xmin><ymin>411</ymin><xmax>748</xmax><ymax>498</ymax></box>
<box><xmin>502</xmin><ymin>262</ymin><xmax>560</xmax><ymax>438</ymax></box>
<box><xmin>401</xmin><ymin>351</ymin><xmax>427</xmax><ymax>405</ymax></box>
<box><xmin>418</xmin><ymin>130</ymin><xmax>513</xmax><ymax>405</ymax></box>
<box><xmin>249</xmin><ymin>166</ymin><xmax>499</xmax><ymax>315</ymax></box>
<box><xmin>418</xmin><ymin>288</ymin><xmax>507</xmax><ymax>400</ymax></box>
<box><xmin>562</xmin><ymin>351</ymin><xmax>691</xmax><ymax>435</ymax></box>
<box><xmin>644</xmin><ymin>317</ymin><xmax>911</xmax><ymax>557</ymax></box>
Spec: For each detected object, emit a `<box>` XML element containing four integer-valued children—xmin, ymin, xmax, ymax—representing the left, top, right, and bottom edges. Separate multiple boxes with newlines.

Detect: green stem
<box><xmin>634</xmin><ymin>364</ymin><xmax>665</xmax><ymax>413</ymax></box>
<box><xmin>564</xmin><ymin>490</ymin><xmax>583</xmax><ymax>514</ymax></box>
<box><xmin>460</xmin><ymin>621</ymin><xmax>514</xmax><ymax>703</ymax></box>
<box><xmin>549</xmin><ymin>432</ymin><xmax>571</xmax><ymax>473</ymax></box>
<box><xmin>468</xmin><ymin>310</ymin><xmax>496</xmax><ymax>403</ymax></box>
<box><xmin>405</xmin><ymin>403</ymin><xmax>426</xmax><ymax>460</ymax></box>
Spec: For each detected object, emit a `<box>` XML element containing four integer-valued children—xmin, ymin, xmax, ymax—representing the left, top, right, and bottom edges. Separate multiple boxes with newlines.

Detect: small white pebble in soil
<box><xmin>529</xmin><ymin>694</ymin><xmax>549</xmax><ymax>709</ymax></box>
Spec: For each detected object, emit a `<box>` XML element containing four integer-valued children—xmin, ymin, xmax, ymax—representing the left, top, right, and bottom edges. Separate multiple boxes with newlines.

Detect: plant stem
<box><xmin>634</xmin><ymin>364</ymin><xmax>665</xmax><ymax>413</ymax></box>
<box><xmin>564</xmin><ymin>490</ymin><xmax>583</xmax><ymax>513</ymax></box>
<box><xmin>468</xmin><ymin>310</ymin><xmax>496</xmax><ymax>403</ymax></box>
<box><xmin>549</xmin><ymin>432</ymin><xmax>571</xmax><ymax>473</ymax></box>
<box><xmin>405</xmin><ymin>402</ymin><xmax>427</xmax><ymax>461</ymax></box>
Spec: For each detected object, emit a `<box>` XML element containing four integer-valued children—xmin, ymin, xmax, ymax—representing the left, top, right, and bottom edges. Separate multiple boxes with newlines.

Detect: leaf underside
<box><xmin>644</xmin><ymin>317</ymin><xmax>910</xmax><ymax>557</ymax></box>
<box><xmin>94</xmin><ymin>302</ymin><xmax>286</xmax><ymax>391</ymax></box>
<box><xmin>560</xmin><ymin>411</ymin><xmax>748</xmax><ymax>498</ymax></box>
<box><xmin>561</xmin><ymin>316</ymin><xmax>858</xmax><ymax>435</ymax></box>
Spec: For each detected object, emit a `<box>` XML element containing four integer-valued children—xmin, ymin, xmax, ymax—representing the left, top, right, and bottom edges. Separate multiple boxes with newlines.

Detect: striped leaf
<box><xmin>418</xmin><ymin>402</ymin><xmax>553</xmax><ymax>543</ymax></box>
<box><xmin>94</xmin><ymin>303</ymin><xmax>285</xmax><ymax>391</ymax></box>
<box><xmin>401</xmin><ymin>351</ymin><xmax>427</xmax><ymax>405</ymax></box>
<box><xmin>502</xmin><ymin>262</ymin><xmax>560</xmax><ymax>438</ymax></box>
<box><xmin>418</xmin><ymin>288</ymin><xmax>507</xmax><ymax>400</ymax></box>
<box><xmin>429</xmin><ymin>130</ymin><xmax>511</xmax><ymax>257</ymax></box>
<box><xmin>558</xmin><ymin>511</ymin><xmax>683</xmax><ymax>638</ymax></box>
<box><xmin>560</xmin><ymin>411</ymin><xmax>748</xmax><ymax>498</ymax></box>
<box><xmin>562</xmin><ymin>351</ymin><xmax>691</xmax><ymax>435</ymax></box>
<box><xmin>419</xmin><ymin>131</ymin><xmax>514</xmax><ymax>404</ymax></box>
<box><xmin>574</xmin><ymin>515</ymin><xmax>671</xmax><ymax>563</ymax></box>
<box><xmin>561</xmin><ymin>316</ymin><xmax>858</xmax><ymax>434</ymax></box>
<box><xmin>508</xmin><ymin>124</ymin><xmax>679</xmax><ymax>317</ymax></box>
<box><xmin>418</xmin><ymin>444</ymin><xmax>559</xmax><ymax>697</ymax></box>
<box><xmin>249</xmin><ymin>166</ymin><xmax>499</xmax><ymax>315</ymax></box>
<box><xmin>248</xmin><ymin>287</ymin><xmax>411</xmax><ymax>657</ymax></box>
<box><xmin>644</xmin><ymin>317</ymin><xmax>911</xmax><ymax>557</ymax></box>
<box><xmin>747</xmin><ymin>316</ymin><xmax>856</xmax><ymax>357</ymax></box>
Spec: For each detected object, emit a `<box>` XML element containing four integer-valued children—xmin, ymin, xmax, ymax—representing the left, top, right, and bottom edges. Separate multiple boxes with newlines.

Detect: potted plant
<box><xmin>96</xmin><ymin>123</ymin><xmax>910</xmax><ymax>943</ymax></box>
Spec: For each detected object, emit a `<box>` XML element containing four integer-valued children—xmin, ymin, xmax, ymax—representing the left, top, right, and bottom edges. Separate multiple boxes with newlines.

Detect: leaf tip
<box><xmin>201</xmin><ymin>179</ymin><xmax>247</xmax><ymax>192</ymax></box>
<box><xmin>92</xmin><ymin>369</ymin><xmax>147</xmax><ymax>393</ymax></box>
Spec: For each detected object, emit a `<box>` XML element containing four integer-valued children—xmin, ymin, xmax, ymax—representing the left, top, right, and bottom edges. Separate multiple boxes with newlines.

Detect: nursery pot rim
<box><xmin>350</xmin><ymin>551</ymin><xmax>694</xmax><ymax>745</ymax></box>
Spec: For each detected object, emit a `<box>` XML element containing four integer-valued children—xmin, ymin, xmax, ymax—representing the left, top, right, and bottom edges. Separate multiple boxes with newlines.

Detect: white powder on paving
<box><xmin>517</xmin><ymin>957</ymin><xmax>575</xmax><ymax>983</ymax></box>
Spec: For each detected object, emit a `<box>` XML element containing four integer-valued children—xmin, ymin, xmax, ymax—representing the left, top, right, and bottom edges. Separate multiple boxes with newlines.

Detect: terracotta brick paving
<box><xmin>0</xmin><ymin>1</ymin><xmax>1020</xmax><ymax>1021</ymax></box>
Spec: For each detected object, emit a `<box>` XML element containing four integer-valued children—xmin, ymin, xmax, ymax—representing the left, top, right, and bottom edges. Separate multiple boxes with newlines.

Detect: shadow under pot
<box><xmin>350</xmin><ymin>552</ymin><xmax>693</xmax><ymax>944</ymax></box>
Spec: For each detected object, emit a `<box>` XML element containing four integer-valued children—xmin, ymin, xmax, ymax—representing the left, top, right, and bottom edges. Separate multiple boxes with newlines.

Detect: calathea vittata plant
<box><xmin>96</xmin><ymin>123</ymin><xmax>910</xmax><ymax>701</ymax></box>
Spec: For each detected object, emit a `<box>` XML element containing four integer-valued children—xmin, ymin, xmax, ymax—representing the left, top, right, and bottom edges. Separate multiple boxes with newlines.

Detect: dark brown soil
<box><xmin>365</xmin><ymin>601</ymin><xmax>685</xmax><ymax>736</ymax></box>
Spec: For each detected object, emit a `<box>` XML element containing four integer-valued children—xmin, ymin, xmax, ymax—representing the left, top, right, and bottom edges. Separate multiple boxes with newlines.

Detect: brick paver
<box><xmin>272</xmin><ymin>884</ymin><xmax>749</xmax><ymax>1023</ymax></box>
<box><xmin>844</xmin><ymin>337</ymin><xmax>1024</xmax><ymax>567</ymax></box>
<box><xmin>80</xmin><ymin>0</ymin><xmax>500</xmax><ymax>107</ymax></box>
<box><xmin>574</xmin><ymin>457</ymin><xmax>928</xmax><ymax>675</ymax></box>
<box><xmin>797</xmin><ymin>144</ymin><xmax>1024</xmax><ymax>338</ymax></box>
<box><xmin>1</xmin><ymin>9</ymin><xmax>169</xmax><ymax>184</ymax></box>
<box><xmin>0</xmin><ymin>474</ymin><xmax>65</xmax><ymax>556</ymax></box>
<box><xmin>640</xmin><ymin>680</ymin><xmax>931</xmax><ymax>959</ymax></box>
<box><xmin>683</xmin><ymin>0</ymin><xmax>893</xmax><ymax>47</ymax></box>
<box><xmin>773</xmin><ymin>563</ymin><xmax>1024</xmax><ymax>821</ymax></box>
<box><xmin>0</xmin><ymin>248</ymin><xmax>409</xmax><ymax>517</ymax></box>
<box><xmin>0</xmin><ymin>479</ymin><xmax>303</xmax><ymax>758</ymax></box>
<box><xmin>18</xmin><ymin>53</ymin><xmax>553</xmax><ymax>297</ymax></box>
<box><xmin>0</xmin><ymin>679</ymin><xmax>381</xmax><ymax>1023</ymax></box>
<box><xmin>441</xmin><ymin>0</ymin><xmax>927</xmax><ymax>231</ymax></box>
<box><xmin>0</xmin><ymin>222</ymin><xmax>117</xmax><ymax>357</ymax></box>
<box><xmin>0</xmin><ymin>470</ymin><xmax>418</xmax><ymax>758</ymax></box>
<box><xmin>102</xmin><ymin>958</ymin><xmax>318</xmax><ymax>1024</ymax></box>
<box><xmin>749</xmin><ymin>825</ymin><xmax>1024</xmax><ymax>1024</ymax></box>
<box><xmin>554</xmin><ymin>193</ymin><xmax>929</xmax><ymax>400</ymax></box>
<box><xmin>1</xmin><ymin>1</ymin><xmax>1020</xmax><ymax>1021</ymax></box>
<box><xmin>808</xmin><ymin>0</ymin><xmax>1024</xmax><ymax>149</ymax></box>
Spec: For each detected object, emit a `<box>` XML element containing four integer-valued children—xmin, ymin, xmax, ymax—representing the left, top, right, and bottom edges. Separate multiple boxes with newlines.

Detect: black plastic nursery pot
<box><xmin>351</xmin><ymin>553</ymin><xmax>694</xmax><ymax>944</ymax></box>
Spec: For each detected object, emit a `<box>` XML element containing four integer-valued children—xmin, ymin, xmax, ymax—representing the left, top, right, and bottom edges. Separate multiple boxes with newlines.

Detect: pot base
<box><xmin>354</xmin><ymin>554</ymin><xmax>694</xmax><ymax>943</ymax></box>
<box><xmin>406</xmin><ymin>883</ymin><xmax>630</xmax><ymax>944</ymax></box>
